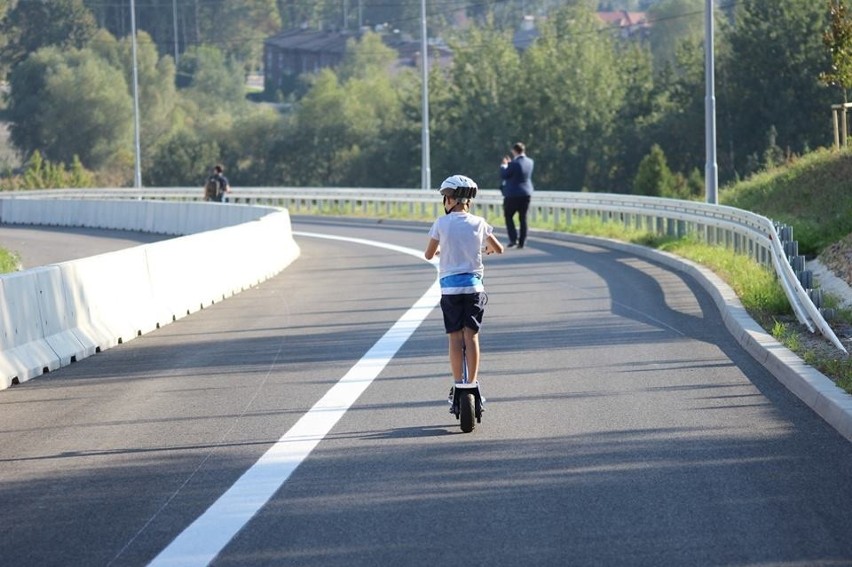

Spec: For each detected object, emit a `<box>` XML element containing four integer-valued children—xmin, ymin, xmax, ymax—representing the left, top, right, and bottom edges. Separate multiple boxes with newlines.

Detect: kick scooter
<box><xmin>450</xmin><ymin>345</ymin><xmax>483</xmax><ymax>433</ymax></box>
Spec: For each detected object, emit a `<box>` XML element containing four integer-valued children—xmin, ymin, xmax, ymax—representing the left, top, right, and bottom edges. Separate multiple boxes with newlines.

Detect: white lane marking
<box><xmin>149</xmin><ymin>231</ymin><xmax>439</xmax><ymax>567</ymax></box>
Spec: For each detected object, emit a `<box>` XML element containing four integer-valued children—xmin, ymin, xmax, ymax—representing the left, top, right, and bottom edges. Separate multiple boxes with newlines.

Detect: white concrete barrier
<box><xmin>0</xmin><ymin>199</ymin><xmax>300</xmax><ymax>389</ymax></box>
<box><xmin>58</xmin><ymin>246</ymin><xmax>162</xmax><ymax>350</ymax></box>
<box><xmin>33</xmin><ymin>266</ymin><xmax>93</xmax><ymax>366</ymax></box>
<box><xmin>0</xmin><ymin>268</ymin><xmax>62</xmax><ymax>387</ymax></box>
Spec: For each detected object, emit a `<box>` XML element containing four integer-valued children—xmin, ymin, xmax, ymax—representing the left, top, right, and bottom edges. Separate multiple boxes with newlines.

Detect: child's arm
<box><xmin>424</xmin><ymin>237</ymin><xmax>440</xmax><ymax>260</ymax></box>
<box><xmin>485</xmin><ymin>234</ymin><xmax>504</xmax><ymax>255</ymax></box>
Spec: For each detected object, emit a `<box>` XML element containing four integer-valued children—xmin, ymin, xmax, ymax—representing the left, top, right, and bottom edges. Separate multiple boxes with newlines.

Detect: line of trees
<box><xmin>1</xmin><ymin>0</ymin><xmax>851</xmax><ymax>195</ymax></box>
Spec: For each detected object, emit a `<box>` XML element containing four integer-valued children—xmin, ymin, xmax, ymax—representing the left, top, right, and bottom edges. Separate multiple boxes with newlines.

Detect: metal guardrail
<box><xmin>2</xmin><ymin>186</ymin><xmax>845</xmax><ymax>352</ymax></box>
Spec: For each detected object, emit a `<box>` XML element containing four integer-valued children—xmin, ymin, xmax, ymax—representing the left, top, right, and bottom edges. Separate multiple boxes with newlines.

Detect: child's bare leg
<box><xmin>463</xmin><ymin>327</ymin><xmax>480</xmax><ymax>383</ymax></box>
<box><xmin>448</xmin><ymin>330</ymin><xmax>465</xmax><ymax>381</ymax></box>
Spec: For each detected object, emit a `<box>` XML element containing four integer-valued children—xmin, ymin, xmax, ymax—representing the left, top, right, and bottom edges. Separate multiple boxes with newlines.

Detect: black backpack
<box><xmin>204</xmin><ymin>176</ymin><xmax>221</xmax><ymax>200</ymax></box>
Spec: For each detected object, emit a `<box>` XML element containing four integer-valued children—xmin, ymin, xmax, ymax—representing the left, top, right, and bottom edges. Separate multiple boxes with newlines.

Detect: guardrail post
<box><xmin>784</xmin><ymin>239</ymin><xmax>798</xmax><ymax>259</ymax></box>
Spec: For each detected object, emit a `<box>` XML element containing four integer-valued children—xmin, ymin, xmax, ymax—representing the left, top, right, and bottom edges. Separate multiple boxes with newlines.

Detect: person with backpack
<box><xmin>204</xmin><ymin>164</ymin><xmax>230</xmax><ymax>202</ymax></box>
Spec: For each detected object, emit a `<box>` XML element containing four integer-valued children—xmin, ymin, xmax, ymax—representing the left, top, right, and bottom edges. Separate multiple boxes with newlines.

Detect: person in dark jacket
<box><xmin>499</xmin><ymin>142</ymin><xmax>534</xmax><ymax>248</ymax></box>
<box><xmin>204</xmin><ymin>164</ymin><xmax>230</xmax><ymax>202</ymax></box>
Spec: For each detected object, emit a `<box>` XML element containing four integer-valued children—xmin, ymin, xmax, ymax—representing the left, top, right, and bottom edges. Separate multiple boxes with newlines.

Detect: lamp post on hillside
<box><xmin>130</xmin><ymin>0</ymin><xmax>142</xmax><ymax>189</ymax></box>
<box><xmin>705</xmin><ymin>0</ymin><xmax>718</xmax><ymax>204</ymax></box>
<box><xmin>420</xmin><ymin>0</ymin><xmax>431</xmax><ymax>190</ymax></box>
<box><xmin>173</xmin><ymin>0</ymin><xmax>179</xmax><ymax>64</ymax></box>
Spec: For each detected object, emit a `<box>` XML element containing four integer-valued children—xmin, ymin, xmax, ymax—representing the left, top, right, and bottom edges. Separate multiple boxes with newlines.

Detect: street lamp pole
<box><xmin>173</xmin><ymin>0</ymin><xmax>179</xmax><ymax>64</ymax></box>
<box><xmin>704</xmin><ymin>0</ymin><xmax>718</xmax><ymax>204</ymax></box>
<box><xmin>420</xmin><ymin>0</ymin><xmax>431</xmax><ymax>190</ymax></box>
<box><xmin>130</xmin><ymin>0</ymin><xmax>143</xmax><ymax>189</ymax></box>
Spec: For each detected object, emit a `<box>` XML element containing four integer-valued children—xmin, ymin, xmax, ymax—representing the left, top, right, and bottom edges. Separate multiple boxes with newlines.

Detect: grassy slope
<box><xmin>720</xmin><ymin>148</ymin><xmax>852</xmax><ymax>392</ymax></box>
<box><xmin>721</xmin><ymin>148</ymin><xmax>852</xmax><ymax>255</ymax></box>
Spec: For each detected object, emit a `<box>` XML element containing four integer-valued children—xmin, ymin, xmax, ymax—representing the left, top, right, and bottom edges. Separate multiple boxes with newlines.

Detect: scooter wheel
<box><xmin>459</xmin><ymin>392</ymin><xmax>476</xmax><ymax>433</ymax></box>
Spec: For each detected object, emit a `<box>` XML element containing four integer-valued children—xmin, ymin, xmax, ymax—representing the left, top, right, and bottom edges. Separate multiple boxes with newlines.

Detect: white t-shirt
<box><xmin>428</xmin><ymin>211</ymin><xmax>494</xmax><ymax>293</ymax></box>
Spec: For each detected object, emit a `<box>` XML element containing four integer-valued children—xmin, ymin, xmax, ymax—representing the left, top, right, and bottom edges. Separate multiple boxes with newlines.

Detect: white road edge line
<box><xmin>148</xmin><ymin>231</ymin><xmax>439</xmax><ymax>567</ymax></box>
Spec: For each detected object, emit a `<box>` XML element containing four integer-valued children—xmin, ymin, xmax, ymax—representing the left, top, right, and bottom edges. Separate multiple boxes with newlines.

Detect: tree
<box><xmin>516</xmin><ymin>5</ymin><xmax>626</xmax><ymax>189</ymax></box>
<box><xmin>7</xmin><ymin>47</ymin><xmax>133</xmax><ymax>171</ymax></box>
<box><xmin>115</xmin><ymin>32</ymin><xmax>180</xmax><ymax>173</ymax></box>
<box><xmin>762</xmin><ymin>125</ymin><xmax>786</xmax><ymax>168</ymax></box>
<box><xmin>634</xmin><ymin>144</ymin><xmax>674</xmax><ymax>197</ymax></box>
<box><xmin>277</xmin><ymin>0</ymin><xmax>326</xmax><ymax>30</ymax></box>
<box><xmin>370</xmin><ymin>76</ymin><xmax>424</xmax><ymax>188</ymax></box>
<box><xmin>289</xmin><ymin>69</ymin><xmax>350</xmax><ymax>185</ymax></box>
<box><xmin>0</xmin><ymin>0</ymin><xmax>97</xmax><ymax>79</ymax></box>
<box><xmin>282</xmin><ymin>32</ymin><xmax>411</xmax><ymax>187</ymax></box>
<box><xmin>643</xmin><ymin>33</ymin><xmax>708</xmax><ymax>180</ymax></box>
<box><xmin>1</xmin><ymin>150</ymin><xmax>95</xmax><ymax>189</ymax></box>
<box><xmin>603</xmin><ymin>42</ymin><xmax>659</xmax><ymax>193</ymax></box>
<box><xmin>68</xmin><ymin>155</ymin><xmax>95</xmax><ymax>188</ymax></box>
<box><xmin>144</xmin><ymin>129</ymin><xmax>219</xmax><ymax>187</ymax></box>
<box><xmin>820</xmin><ymin>0</ymin><xmax>852</xmax><ymax>103</ymax></box>
<box><xmin>215</xmin><ymin>107</ymin><xmax>286</xmax><ymax>186</ymax></box>
<box><xmin>216</xmin><ymin>0</ymin><xmax>281</xmax><ymax>72</ymax></box>
<box><xmin>0</xmin><ymin>0</ymin><xmax>11</xmax><ymax>78</ymax></box>
<box><xmin>723</xmin><ymin>0</ymin><xmax>833</xmax><ymax>176</ymax></box>
<box><xmin>432</xmin><ymin>20</ymin><xmax>522</xmax><ymax>187</ymax></box>
<box><xmin>85</xmin><ymin>0</ymin><xmax>279</xmax><ymax>72</ymax></box>
<box><xmin>178</xmin><ymin>45</ymin><xmax>246</xmax><ymax>110</ymax></box>
<box><xmin>89</xmin><ymin>29</ymin><xmax>181</xmax><ymax>175</ymax></box>
<box><xmin>646</xmin><ymin>0</ymin><xmax>705</xmax><ymax>72</ymax></box>
<box><xmin>338</xmin><ymin>31</ymin><xmax>398</xmax><ymax>81</ymax></box>
<box><xmin>22</xmin><ymin>151</ymin><xmax>64</xmax><ymax>189</ymax></box>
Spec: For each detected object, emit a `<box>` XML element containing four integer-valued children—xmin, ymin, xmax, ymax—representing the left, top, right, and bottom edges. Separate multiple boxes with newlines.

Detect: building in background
<box><xmin>263</xmin><ymin>28</ymin><xmax>452</xmax><ymax>97</ymax></box>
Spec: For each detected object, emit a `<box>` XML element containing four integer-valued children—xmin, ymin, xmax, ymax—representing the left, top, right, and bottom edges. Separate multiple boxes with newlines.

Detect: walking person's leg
<box><xmin>517</xmin><ymin>196</ymin><xmax>531</xmax><ymax>247</ymax></box>
<box><xmin>504</xmin><ymin>198</ymin><xmax>519</xmax><ymax>246</ymax></box>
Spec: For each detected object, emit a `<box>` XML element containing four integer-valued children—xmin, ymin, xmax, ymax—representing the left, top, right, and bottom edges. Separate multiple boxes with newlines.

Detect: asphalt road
<box><xmin>0</xmin><ymin>224</ymin><xmax>171</xmax><ymax>268</ymax></box>
<box><xmin>2</xmin><ymin>216</ymin><xmax>852</xmax><ymax>566</ymax></box>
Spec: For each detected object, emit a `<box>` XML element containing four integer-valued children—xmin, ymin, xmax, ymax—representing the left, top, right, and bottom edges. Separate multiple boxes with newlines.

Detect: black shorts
<box><xmin>441</xmin><ymin>293</ymin><xmax>486</xmax><ymax>334</ymax></box>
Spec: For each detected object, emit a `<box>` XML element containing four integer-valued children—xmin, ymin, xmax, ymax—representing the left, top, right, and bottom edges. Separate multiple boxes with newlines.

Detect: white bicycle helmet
<box><xmin>438</xmin><ymin>174</ymin><xmax>478</xmax><ymax>201</ymax></box>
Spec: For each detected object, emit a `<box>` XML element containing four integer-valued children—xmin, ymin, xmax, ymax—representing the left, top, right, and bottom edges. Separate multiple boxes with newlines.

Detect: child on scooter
<box><xmin>424</xmin><ymin>175</ymin><xmax>504</xmax><ymax>412</ymax></box>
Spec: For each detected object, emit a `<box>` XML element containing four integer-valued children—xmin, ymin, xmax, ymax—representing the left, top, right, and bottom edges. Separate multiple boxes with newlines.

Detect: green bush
<box><xmin>0</xmin><ymin>248</ymin><xmax>19</xmax><ymax>273</ymax></box>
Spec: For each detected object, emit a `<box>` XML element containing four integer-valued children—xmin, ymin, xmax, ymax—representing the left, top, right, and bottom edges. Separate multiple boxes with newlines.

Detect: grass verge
<box><xmin>0</xmin><ymin>247</ymin><xmax>19</xmax><ymax>273</ymax></box>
